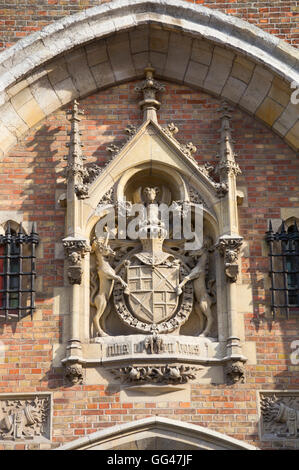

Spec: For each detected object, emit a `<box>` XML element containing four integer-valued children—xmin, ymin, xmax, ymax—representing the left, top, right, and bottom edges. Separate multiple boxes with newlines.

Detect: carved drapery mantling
<box><xmin>63</xmin><ymin>238</ymin><xmax>90</xmax><ymax>285</ymax></box>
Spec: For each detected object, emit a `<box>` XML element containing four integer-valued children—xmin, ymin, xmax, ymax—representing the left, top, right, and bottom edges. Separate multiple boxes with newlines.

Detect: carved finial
<box><xmin>65</xmin><ymin>100</ymin><xmax>89</xmax><ymax>199</ymax></box>
<box><xmin>135</xmin><ymin>65</ymin><xmax>165</xmax><ymax>123</ymax></box>
<box><xmin>216</xmin><ymin>100</ymin><xmax>241</xmax><ymax>180</ymax></box>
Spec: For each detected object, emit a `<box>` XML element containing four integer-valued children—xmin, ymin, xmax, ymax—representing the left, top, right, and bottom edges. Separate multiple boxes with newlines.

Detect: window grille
<box><xmin>0</xmin><ymin>222</ymin><xmax>39</xmax><ymax>321</ymax></box>
<box><xmin>266</xmin><ymin>220</ymin><xmax>299</xmax><ymax>317</ymax></box>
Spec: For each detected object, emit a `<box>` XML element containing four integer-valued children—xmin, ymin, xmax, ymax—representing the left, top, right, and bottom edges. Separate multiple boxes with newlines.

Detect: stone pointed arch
<box><xmin>57</xmin><ymin>416</ymin><xmax>258</xmax><ymax>450</ymax></box>
<box><xmin>0</xmin><ymin>0</ymin><xmax>298</xmax><ymax>157</ymax></box>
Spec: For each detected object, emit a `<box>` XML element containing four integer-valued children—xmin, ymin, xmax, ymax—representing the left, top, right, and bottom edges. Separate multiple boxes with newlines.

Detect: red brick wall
<box><xmin>0</xmin><ymin>0</ymin><xmax>298</xmax><ymax>51</ymax></box>
<box><xmin>0</xmin><ymin>81</ymin><xmax>298</xmax><ymax>450</ymax></box>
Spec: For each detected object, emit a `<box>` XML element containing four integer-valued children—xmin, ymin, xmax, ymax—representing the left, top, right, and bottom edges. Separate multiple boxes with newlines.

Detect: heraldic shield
<box><xmin>127</xmin><ymin>264</ymin><xmax>180</xmax><ymax>324</ymax></box>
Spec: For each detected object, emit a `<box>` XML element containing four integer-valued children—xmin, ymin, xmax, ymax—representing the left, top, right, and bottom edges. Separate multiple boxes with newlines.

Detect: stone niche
<box><xmin>61</xmin><ymin>77</ymin><xmax>252</xmax><ymax>389</ymax></box>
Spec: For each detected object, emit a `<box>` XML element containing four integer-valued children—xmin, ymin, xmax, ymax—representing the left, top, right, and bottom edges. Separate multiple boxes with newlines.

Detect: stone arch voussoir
<box><xmin>56</xmin><ymin>416</ymin><xmax>259</xmax><ymax>450</ymax></box>
<box><xmin>0</xmin><ymin>0</ymin><xmax>298</xmax><ymax>157</ymax></box>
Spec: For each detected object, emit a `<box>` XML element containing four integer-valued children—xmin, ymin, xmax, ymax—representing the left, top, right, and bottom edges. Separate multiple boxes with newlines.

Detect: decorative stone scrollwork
<box><xmin>0</xmin><ymin>395</ymin><xmax>51</xmax><ymax>441</ymax></box>
<box><xmin>216</xmin><ymin>237</ymin><xmax>243</xmax><ymax>282</ymax></box>
<box><xmin>110</xmin><ymin>364</ymin><xmax>198</xmax><ymax>385</ymax></box>
<box><xmin>226</xmin><ymin>360</ymin><xmax>245</xmax><ymax>384</ymax></box>
<box><xmin>63</xmin><ymin>238</ymin><xmax>90</xmax><ymax>285</ymax></box>
<box><xmin>65</xmin><ymin>363</ymin><xmax>84</xmax><ymax>385</ymax></box>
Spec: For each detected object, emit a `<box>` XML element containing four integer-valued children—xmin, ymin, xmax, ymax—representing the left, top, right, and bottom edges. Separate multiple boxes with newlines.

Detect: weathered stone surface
<box><xmin>51</xmin><ymin>76</ymin><xmax>79</xmax><ymax>105</ymax></box>
<box><xmin>107</xmin><ymin>33</ymin><xmax>136</xmax><ymax>82</ymax></box>
<box><xmin>231</xmin><ymin>56</ymin><xmax>255</xmax><ymax>84</ymax></box>
<box><xmin>164</xmin><ymin>33</ymin><xmax>192</xmax><ymax>81</ymax></box>
<box><xmin>30</xmin><ymin>76</ymin><xmax>62</xmax><ymax>115</ymax></box>
<box><xmin>149</xmin><ymin>29</ymin><xmax>169</xmax><ymax>53</ymax></box>
<box><xmin>240</xmin><ymin>66</ymin><xmax>273</xmax><ymax>114</ymax></box>
<box><xmin>285</xmin><ymin>120</ymin><xmax>299</xmax><ymax>149</ymax></box>
<box><xmin>11</xmin><ymin>87</ymin><xmax>33</xmax><ymax>111</ymax></box>
<box><xmin>132</xmin><ymin>52</ymin><xmax>150</xmax><ymax>75</ymax></box>
<box><xmin>204</xmin><ymin>47</ymin><xmax>235</xmax><ymax>95</ymax></box>
<box><xmin>222</xmin><ymin>77</ymin><xmax>247</xmax><ymax>103</ymax></box>
<box><xmin>273</xmin><ymin>102</ymin><xmax>299</xmax><ymax>137</ymax></box>
<box><xmin>184</xmin><ymin>60</ymin><xmax>209</xmax><ymax>88</ymax></box>
<box><xmin>0</xmin><ymin>0</ymin><xmax>297</xmax><ymax>156</ymax></box>
<box><xmin>15</xmin><ymin>98</ymin><xmax>46</xmax><ymax>128</ymax></box>
<box><xmin>268</xmin><ymin>77</ymin><xmax>291</xmax><ymax>108</ymax></box>
<box><xmin>256</xmin><ymin>97</ymin><xmax>284</xmax><ymax>126</ymax></box>
<box><xmin>0</xmin><ymin>101</ymin><xmax>28</xmax><ymax>137</ymax></box>
<box><xmin>47</xmin><ymin>58</ymin><xmax>70</xmax><ymax>85</ymax></box>
<box><xmin>65</xmin><ymin>48</ymin><xmax>97</xmax><ymax>96</ymax></box>
<box><xmin>85</xmin><ymin>40</ymin><xmax>108</xmax><ymax>67</ymax></box>
<box><xmin>149</xmin><ymin>51</ymin><xmax>167</xmax><ymax>76</ymax></box>
<box><xmin>191</xmin><ymin>39</ymin><xmax>213</xmax><ymax>66</ymax></box>
<box><xmin>90</xmin><ymin>61</ymin><xmax>115</xmax><ymax>89</ymax></box>
<box><xmin>130</xmin><ymin>26</ymin><xmax>149</xmax><ymax>54</ymax></box>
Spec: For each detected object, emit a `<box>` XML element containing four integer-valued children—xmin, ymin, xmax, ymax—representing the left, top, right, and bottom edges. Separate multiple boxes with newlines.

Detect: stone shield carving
<box><xmin>114</xmin><ymin>263</ymin><xmax>193</xmax><ymax>334</ymax></box>
<box><xmin>127</xmin><ymin>264</ymin><xmax>179</xmax><ymax>324</ymax></box>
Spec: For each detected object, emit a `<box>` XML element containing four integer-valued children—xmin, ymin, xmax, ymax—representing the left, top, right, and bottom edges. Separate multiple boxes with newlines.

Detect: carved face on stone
<box><xmin>143</xmin><ymin>186</ymin><xmax>160</xmax><ymax>204</ymax></box>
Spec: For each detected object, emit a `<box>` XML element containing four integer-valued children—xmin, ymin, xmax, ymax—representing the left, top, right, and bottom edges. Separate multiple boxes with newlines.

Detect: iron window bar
<box><xmin>0</xmin><ymin>222</ymin><xmax>39</xmax><ymax>321</ymax></box>
<box><xmin>266</xmin><ymin>220</ymin><xmax>299</xmax><ymax>318</ymax></box>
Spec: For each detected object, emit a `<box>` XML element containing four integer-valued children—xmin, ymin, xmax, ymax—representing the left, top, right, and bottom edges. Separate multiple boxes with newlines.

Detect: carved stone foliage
<box><xmin>0</xmin><ymin>395</ymin><xmax>51</xmax><ymax>441</ymax></box>
<box><xmin>216</xmin><ymin>237</ymin><xmax>243</xmax><ymax>282</ymax></box>
<box><xmin>63</xmin><ymin>238</ymin><xmax>90</xmax><ymax>285</ymax></box>
<box><xmin>260</xmin><ymin>392</ymin><xmax>299</xmax><ymax>442</ymax></box>
<box><xmin>109</xmin><ymin>364</ymin><xmax>198</xmax><ymax>385</ymax></box>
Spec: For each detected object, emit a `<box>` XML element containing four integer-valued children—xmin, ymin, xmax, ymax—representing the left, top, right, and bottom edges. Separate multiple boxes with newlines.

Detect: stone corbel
<box><xmin>65</xmin><ymin>362</ymin><xmax>84</xmax><ymax>385</ymax></box>
<box><xmin>226</xmin><ymin>360</ymin><xmax>246</xmax><ymax>385</ymax></box>
<box><xmin>216</xmin><ymin>237</ymin><xmax>243</xmax><ymax>282</ymax></box>
<box><xmin>63</xmin><ymin>238</ymin><xmax>90</xmax><ymax>285</ymax></box>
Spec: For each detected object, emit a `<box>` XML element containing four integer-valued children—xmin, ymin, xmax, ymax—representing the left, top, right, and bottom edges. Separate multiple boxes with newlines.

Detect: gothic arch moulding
<box><xmin>0</xmin><ymin>0</ymin><xmax>298</xmax><ymax>157</ymax></box>
<box><xmin>57</xmin><ymin>416</ymin><xmax>258</xmax><ymax>450</ymax></box>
